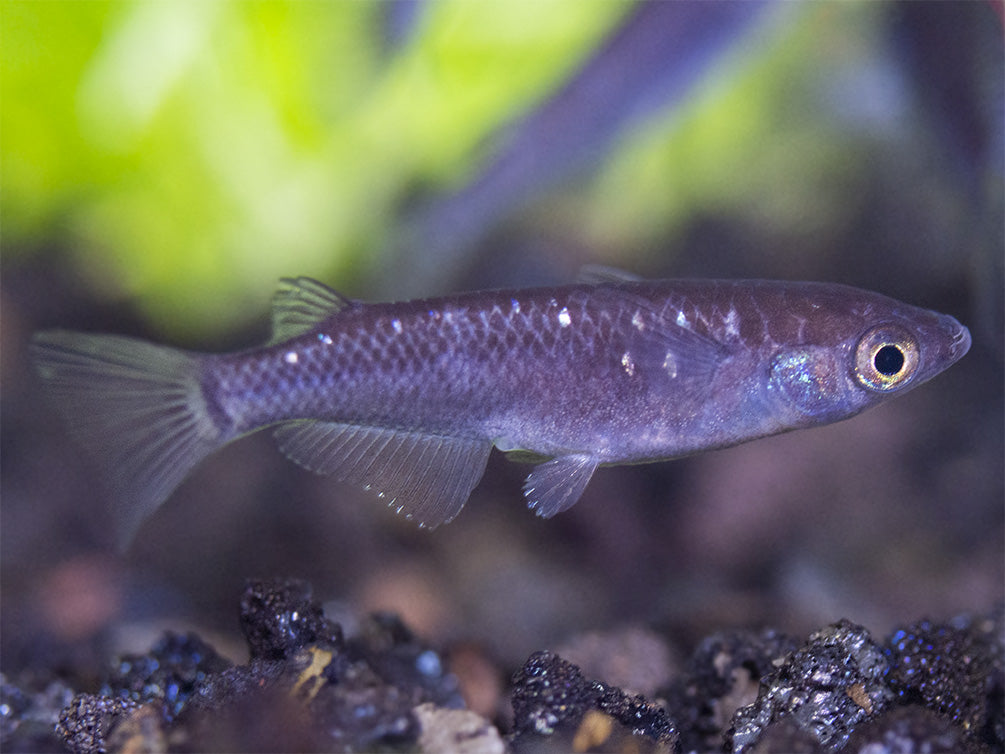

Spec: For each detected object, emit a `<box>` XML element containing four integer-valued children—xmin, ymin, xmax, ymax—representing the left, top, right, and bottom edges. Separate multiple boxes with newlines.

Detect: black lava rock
<box><xmin>511</xmin><ymin>650</ymin><xmax>594</xmax><ymax>736</ymax></box>
<box><xmin>844</xmin><ymin>704</ymin><xmax>987</xmax><ymax>754</ymax></box>
<box><xmin>101</xmin><ymin>631</ymin><xmax>231</xmax><ymax>720</ymax></box>
<box><xmin>510</xmin><ymin>649</ymin><xmax>679</xmax><ymax>752</ymax></box>
<box><xmin>179</xmin><ymin>658</ymin><xmax>335</xmax><ymax>753</ymax></box>
<box><xmin>740</xmin><ymin>716</ymin><xmax>821</xmax><ymax>753</ymax></box>
<box><xmin>37</xmin><ymin>578</ymin><xmax>1001</xmax><ymax>754</ymax></box>
<box><xmin>181</xmin><ymin>656</ymin><xmax>289</xmax><ymax>715</ymax></box>
<box><xmin>595</xmin><ymin>681</ymin><xmax>679</xmax><ymax>744</ymax></box>
<box><xmin>0</xmin><ymin>673</ymin><xmax>74</xmax><ymax>754</ymax></box>
<box><xmin>180</xmin><ymin>590</ymin><xmax>462</xmax><ymax>752</ymax></box>
<box><xmin>662</xmin><ymin>628</ymin><xmax>799</xmax><ymax>753</ymax></box>
<box><xmin>884</xmin><ymin>607</ymin><xmax>1004</xmax><ymax>751</ymax></box>
<box><xmin>48</xmin><ymin>578</ymin><xmax>464</xmax><ymax>753</ymax></box>
<box><xmin>56</xmin><ymin>693</ymin><xmax>140</xmax><ymax>754</ymax></box>
<box><xmin>239</xmin><ymin>577</ymin><xmax>344</xmax><ymax>660</ymax></box>
<box><xmin>347</xmin><ymin>612</ymin><xmax>464</xmax><ymax>709</ymax></box>
<box><xmin>309</xmin><ymin>660</ymin><xmax>421</xmax><ymax>751</ymax></box>
<box><xmin>727</xmin><ymin>619</ymin><xmax>895</xmax><ymax>752</ymax></box>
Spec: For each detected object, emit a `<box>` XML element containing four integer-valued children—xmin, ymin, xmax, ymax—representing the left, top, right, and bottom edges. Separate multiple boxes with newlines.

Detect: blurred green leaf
<box><xmin>2</xmin><ymin>0</ymin><xmax>625</xmax><ymax>336</ymax></box>
<box><xmin>583</xmin><ymin>2</ymin><xmax>885</xmax><ymax>260</ymax></box>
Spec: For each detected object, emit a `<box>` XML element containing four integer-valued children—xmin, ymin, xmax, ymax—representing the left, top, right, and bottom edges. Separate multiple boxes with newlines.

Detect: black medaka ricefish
<box><xmin>31</xmin><ymin>269</ymin><xmax>971</xmax><ymax>547</ymax></box>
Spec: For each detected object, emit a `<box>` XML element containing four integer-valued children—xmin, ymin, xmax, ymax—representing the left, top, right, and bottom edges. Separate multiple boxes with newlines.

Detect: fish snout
<box><xmin>943</xmin><ymin>315</ymin><xmax>972</xmax><ymax>363</ymax></box>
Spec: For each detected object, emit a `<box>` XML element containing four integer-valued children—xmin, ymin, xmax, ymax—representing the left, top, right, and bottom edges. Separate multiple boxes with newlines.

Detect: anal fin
<box><xmin>523</xmin><ymin>454</ymin><xmax>599</xmax><ymax>518</ymax></box>
<box><xmin>274</xmin><ymin>421</ymin><xmax>491</xmax><ymax>528</ymax></box>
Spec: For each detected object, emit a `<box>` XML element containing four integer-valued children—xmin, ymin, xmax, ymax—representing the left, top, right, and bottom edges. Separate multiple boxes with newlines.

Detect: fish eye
<box><xmin>873</xmin><ymin>345</ymin><xmax>904</xmax><ymax>375</ymax></box>
<box><xmin>854</xmin><ymin>326</ymin><xmax>920</xmax><ymax>391</ymax></box>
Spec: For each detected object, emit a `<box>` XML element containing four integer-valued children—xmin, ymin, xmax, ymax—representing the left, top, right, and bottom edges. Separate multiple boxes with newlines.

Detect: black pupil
<box><xmin>874</xmin><ymin>345</ymin><xmax>905</xmax><ymax>376</ymax></box>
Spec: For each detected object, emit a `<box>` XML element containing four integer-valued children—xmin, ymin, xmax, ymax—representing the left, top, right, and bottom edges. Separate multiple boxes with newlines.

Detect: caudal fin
<box><xmin>31</xmin><ymin>331</ymin><xmax>226</xmax><ymax>549</ymax></box>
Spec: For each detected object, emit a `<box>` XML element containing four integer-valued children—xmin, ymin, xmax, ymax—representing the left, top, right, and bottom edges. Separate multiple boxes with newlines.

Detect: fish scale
<box><xmin>31</xmin><ymin>272</ymin><xmax>971</xmax><ymax>547</ymax></box>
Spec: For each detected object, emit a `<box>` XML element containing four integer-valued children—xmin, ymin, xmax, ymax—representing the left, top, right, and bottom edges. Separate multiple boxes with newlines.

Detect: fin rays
<box><xmin>589</xmin><ymin>286</ymin><xmax>728</xmax><ymax>384</ymax></box>
<box><xmin>274</xmin><ymin>421</ymin><xmax>491</xmax><ymax>528</ymax></box>
<box><xmin>270</xmin><ymin>277</ymin><xmax>351</xmax><ymax>343</ymax></box>
<box><xmin>31</xmin><ymin>332</ymin><xmax>226</xmax><ymax>549</ymax></box>
<box><xmin>523</xmin><ymin>454</ymin><xmax>599</xmax><ymax>518</ymax></box>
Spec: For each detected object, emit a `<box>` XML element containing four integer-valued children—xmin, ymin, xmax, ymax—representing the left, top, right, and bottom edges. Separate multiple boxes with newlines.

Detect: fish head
<box><xmin>765</xmin><ymin>290</ymin><xmax>971</xmax><ymax>426</ymax></box>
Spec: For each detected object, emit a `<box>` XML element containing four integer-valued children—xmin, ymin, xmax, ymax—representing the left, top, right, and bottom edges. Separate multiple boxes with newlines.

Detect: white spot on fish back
<box><xmin>392</xmin><ymin>318</ymin><xmax>403</xmax><ymax>334</ymax></box>
<box><xmin>558</xmin><ymin>307</ymin><xmax>571</xmax><ymax>327</ymax></box>
<box><xmin>317</xmin><ymin>333</ymin><xmax>333</xmax><ymax>345</ymax></box>
<box><xmin>511</xmin><ymin>298</ymin><xmax>521</xmax><ymax>314</ymax></box>
<box><xmin>663</xmin><ymin>351</ymin><xmax>678</xmax><ymax>378</ymax></box>
<box><xmin>621</xmin><ymin>352</ymin><xmax>636</xmax><ymax>377</ymax></box>
<box><xmin>632</xmin><ymin>311</ymin><xmax>645</xmax><ymax>331</ymax></box>
<box><xmin>676</xmin><ymin>310</ymin><xmax>688</xmax><ymax>328</ymax></box>
<box><xmin>284</xmin><ymin>351</ymin><xmax>299</xmax><ymax>365</ymax></box>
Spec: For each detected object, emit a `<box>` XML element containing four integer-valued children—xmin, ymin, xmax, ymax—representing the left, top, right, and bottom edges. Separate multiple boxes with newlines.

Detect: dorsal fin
<box><xmin>270</xmin><ymin>277</ymin><xmax>352</xmax><ymax>343</ymax></box>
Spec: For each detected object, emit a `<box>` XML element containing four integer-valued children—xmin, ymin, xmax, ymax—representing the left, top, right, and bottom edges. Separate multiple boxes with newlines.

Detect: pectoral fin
<box><xmin>622</xmin><ymin>317</ymin><xmax>726</xmax><ymax>384</ymax></box>
<box><xmin>593</xmin><ymin>286</ymin><xmax>729</xmax><ymax>384</ymax></box>
<box><xmin>274</xmin><ymin>421</ymin><xmax>491</xmax><ymax>527</ymax></box>
<box><xmin>523</xmin><ymin>454</ymin><xmax>599</xmax><ymax>518</ymax></box>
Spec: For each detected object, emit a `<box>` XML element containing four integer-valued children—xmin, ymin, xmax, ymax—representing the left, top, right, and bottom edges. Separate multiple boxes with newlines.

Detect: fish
<box><xmin>31</xmin><ymin>270</ymin><xmax>971</xmax><ymax>547</ymax></box>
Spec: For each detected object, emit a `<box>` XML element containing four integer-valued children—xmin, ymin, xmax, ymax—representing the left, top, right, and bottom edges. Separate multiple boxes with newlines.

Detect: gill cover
<box><xmin>768</xmin><ymin>346</ymin><xmax>848</xmax><ymax>420</ymax></box>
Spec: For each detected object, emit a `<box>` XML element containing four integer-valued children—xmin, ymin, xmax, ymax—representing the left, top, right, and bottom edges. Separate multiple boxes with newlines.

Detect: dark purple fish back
<box><xmin>205</xmin><ymin>279</ymin><xmax>968</xmax><ymax>463</ymax></box>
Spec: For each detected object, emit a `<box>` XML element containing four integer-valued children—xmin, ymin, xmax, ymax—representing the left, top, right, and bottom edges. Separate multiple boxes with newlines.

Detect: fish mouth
<box><xmin>945</xmin><ymin>316</ymin><xmax>972</xmax><ymax>362</ymax></box>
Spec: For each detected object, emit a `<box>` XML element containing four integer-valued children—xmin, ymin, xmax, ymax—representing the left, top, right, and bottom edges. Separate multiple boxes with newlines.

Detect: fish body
<box><xmin>32</xmin><ymin>274</ymin><xmax>971</xmax><ymax>545</ymax></box>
